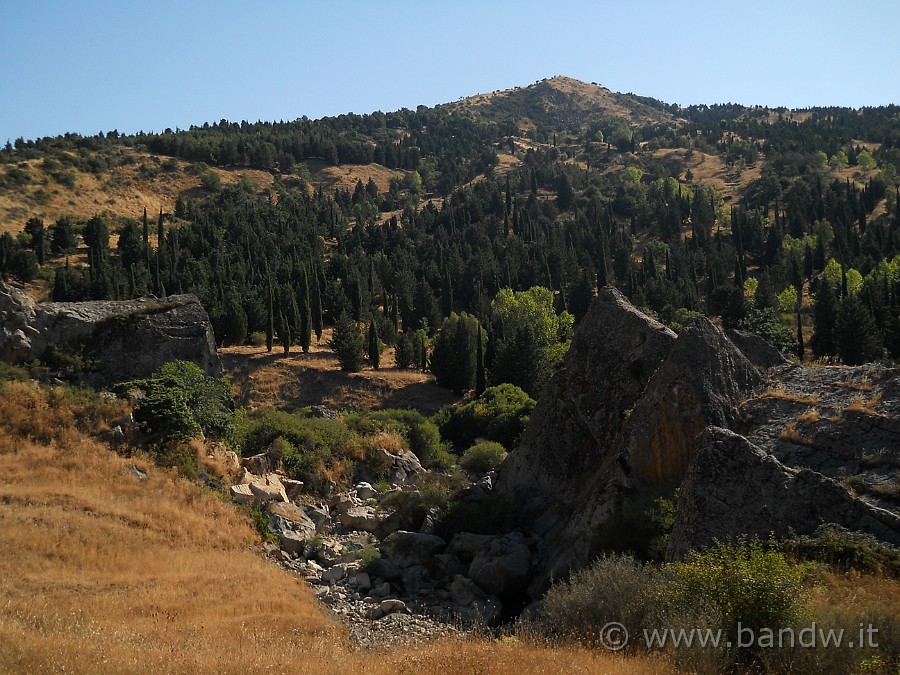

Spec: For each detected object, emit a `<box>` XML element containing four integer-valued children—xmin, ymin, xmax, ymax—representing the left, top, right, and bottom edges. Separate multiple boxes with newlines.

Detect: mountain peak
<box><xmin>444</xmin><ymin>75</ymin><xmax>671</xmax><ymax>130</ymax></box>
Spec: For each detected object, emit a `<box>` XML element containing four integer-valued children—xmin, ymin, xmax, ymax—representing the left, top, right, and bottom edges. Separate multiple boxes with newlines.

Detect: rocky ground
<box><xmin>229</xmin><ymin>440</ymin><xmax>534</xmax><ymax>649</ymax></box>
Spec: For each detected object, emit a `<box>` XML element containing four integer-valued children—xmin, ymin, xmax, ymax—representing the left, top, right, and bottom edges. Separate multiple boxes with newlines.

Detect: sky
<box><xmin>2</xmin><ymin>1</ymin><xmax>899</xmax><ymax>142</ymax></box>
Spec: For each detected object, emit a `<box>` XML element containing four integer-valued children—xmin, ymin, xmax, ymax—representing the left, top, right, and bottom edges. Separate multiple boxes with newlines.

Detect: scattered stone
<box><xmin>380</xmin><ymin>531</ymin><xmax>446</xmax><ymax>568</ymax></box>
<box><xmin>337</xmin><ymin>506</ymin><xmax>380</xmax><ymax>532</ymax></box>
<box><xmin>126</xmin><ymin>463</ymin><xmax>148</xmax><ymax>480</ymax></box>
<box><xmin>265</xmin><ymin>501</ymin><xmax>317</xmax><ymax>554</ymax></box>
<box><xmin>354</xmin><ymin>482</ymin><xmax>378</xmax><ymax>500</ymax></box>
<box><xmin>241</xmin><ymin>453</ymin><xmax>269</xmax><ymax>476</ymax></box>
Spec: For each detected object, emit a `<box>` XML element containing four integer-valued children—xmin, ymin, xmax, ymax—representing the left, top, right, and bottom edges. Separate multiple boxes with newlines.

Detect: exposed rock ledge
<box><xmin>1</xmin><ymin>280</ymin><xmax>220</xmax><ymax>385</ymax></box>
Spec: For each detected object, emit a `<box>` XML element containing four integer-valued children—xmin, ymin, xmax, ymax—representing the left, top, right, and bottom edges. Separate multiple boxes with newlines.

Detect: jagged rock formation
<box><xmin>668</xmin><ymin>427</ymin><xmax>900</xmax><ymax>558</ymax></box>
<box><xmin>496</xmin><ymin>287</ymin><xmax>900</xmax><ymax>595</ymax></box>
<box><xmin>0</xmin><ymin>280</ymin><xmax>221</xmax><ymax>385</ymax></box>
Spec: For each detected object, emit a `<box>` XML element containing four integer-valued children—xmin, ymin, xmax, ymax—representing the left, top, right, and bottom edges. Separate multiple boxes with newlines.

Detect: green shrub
<box><xmin>437</xmin><ymin>383</ymin><xmax>535</xmax><ymax>450</ymax></box>
<box><xmin>544</xmin><ymin>554</ymin><xmax>659</xmax><ymax>645</ymax></box>
<box><xmin>349</xmin><ymin>408</ymin><xmax>452</xmax><ymax>469</ymax></box>
<box><xmin>248</xmin><ymin>331</ymin><xmax>267</xmax><ymax>346</ymax></box>
<box><xmin>133</xmin><ymin>387</ymin><xmax>201</xmax><ymax>442</ymax></box>
<box><xmin>661</xmin><ymin>539</ymin><xmax>809</xmax><ymax>649</ymax></box>
<box><xmin>591</xmin><ymin>490</ymin><xmax>677</xmax><ymax>563</ymax></box>
<box><xmin>250</xmin><ymin>504</ymin><xmax>278</xmax><ymax>545</ymax></box>
<box><xmin>460</xmin><ymin>441</ymin><xmax>507</xmax><ymax>473</ymax></box>
<box><xmin>781</xmin><ymin>524</ymin><xmax>900</xmax><ymax>577</ymax></box>
<box><xmin>235</xmin><ymin>408</ymin><xmax>352</xmax><ymax>458</ymax></box>
<box><xmin>120</xmin><ymin>361</ymin><xmax>233</xmax><ymax>443</ymax></box>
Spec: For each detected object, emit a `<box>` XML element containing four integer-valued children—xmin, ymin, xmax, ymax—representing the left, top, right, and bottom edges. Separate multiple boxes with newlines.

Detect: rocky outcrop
<box><xmin>668</xmin><ymin>427</ymin><xmax>900</xmax><ymax>559</ymax></box>
<box><xmin>496</xmin><ymin>287</ymin><xmax>677</xmax><ymax>551</ymax></box>
<box><xmin>0</xmin><ymin>280</ymin><xmax>221</xmax><ymax>385</ymax></box>
<box><xmin>496</xmin><ymin>287</ymin><xmax>898</xmax><ymax>595</ymax></box>
<box><xmin>623</xmin><ymin>317</ymin><xmax>759</xmax><ymax>485</ymax></box>
<box><xmin>725</xmin><ymin>328</ymin><xmax>791</xmax><ymax>370</ymax></box>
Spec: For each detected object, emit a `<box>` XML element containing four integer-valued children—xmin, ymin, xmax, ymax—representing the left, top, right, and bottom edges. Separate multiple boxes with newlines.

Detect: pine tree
<box><xmin>811</xmin><ymin>279</ymin><xmax>838</xmax><ymax>358</ymax></box>
<box><xmin>330</xmin><ymin>311</ymin><xmax>366</xmax><ymax>372</ymax></box>
<box><xmin>835</xmin><ymin>295</ymin><xmax>882</xmax><ymax>365</ymax></box>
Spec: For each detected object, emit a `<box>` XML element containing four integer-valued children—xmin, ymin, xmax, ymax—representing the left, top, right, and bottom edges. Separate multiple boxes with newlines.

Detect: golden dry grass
<box><xmin>0</xmin><ymin>379</ymin><xmax>672</xmax><ymax>674</ymax></box>
<box><xmin>779</xmin><ymin>421</ymin><xmax>818</xmax><ymax>447</ymax></box>
<box><xmin>756</xmin><ymin>386</ymin><xmax>820</xmax><ymax>406</ymax></box>
<box><xmin>0</xmin><ymin>153</ymin><xmax>274</xmax><ymax>237</ymax></box>
<box><xmin>221</xmin><ymin>328</ymin><xmax>458</xmax><ymax>415</ymax></box>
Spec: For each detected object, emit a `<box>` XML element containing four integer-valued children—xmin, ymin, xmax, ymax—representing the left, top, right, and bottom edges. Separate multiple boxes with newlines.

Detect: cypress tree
<box><xmin>157</xmin><ymin>208</ymin><xmax>164</xmax><ymax>248</ymax></box>
<box><xmin>330</xmin><ymin>311</ymin><xmax>366</xmax><ymax>372</ymax></box>
<box><xmin>142</xmin><ymin>207</ymin><xmax>149</xmax><ymax>248</ymax></box>
<box><xmin>311</xmin><ymin>265</ymin><xmax>323</xmax><ymax>342</ymax></box>
<box><xmin>835</xmin><ymin>295</ymin><xmax>882</xmax><ymax>365</ymax></box>
<box><xmin>266</xmin><ymin>281</ymin><xmax>274</xmax><ymax>352</ymax></box>
<box><xmin>475</xmin><ymin>324</ymin><xmax>486</xmax><ymax>396</ymax></box>
<box><xmin>811</xmin><ymin>279</ymin><xmax>838</xmax><ymax>358</ymax></box>
<box><xmin>298</xmin><ymin>268</ymin><xmax>312</xmax><ymax>353</ymax></box>
<box><xmin>796</xmin><ymin>306</ymin><xmax>804</xmax><ymax>361</ymax></box>
<box><xmin>368</xmin><ymin>318</ymin><xmax>380</xmax><ymax>370</ymax></box>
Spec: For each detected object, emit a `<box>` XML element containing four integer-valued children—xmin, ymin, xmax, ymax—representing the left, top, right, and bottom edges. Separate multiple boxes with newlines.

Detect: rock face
<box><xmin>496</xmin><ymin>287</ymin><xmax>677</xmax><ymax>536</ymax></box>
<box><xmin>496</xmin><ymin>286</ymin><xmax>899</xmax><ymax>595</ymax></box>
<box><xmin>0</xmin><ymin>281</ymin><xmax>220</xmax><ymax>385</ymax></box>
<box><xmin>668</xmin><ymin>427</ymin><xmax>900</xmax><ymax>559</ymax></box>
<box><xmin>725</xmin><ymin>328</ymin><xmax>791</xmax><ymax>370</ymax></box>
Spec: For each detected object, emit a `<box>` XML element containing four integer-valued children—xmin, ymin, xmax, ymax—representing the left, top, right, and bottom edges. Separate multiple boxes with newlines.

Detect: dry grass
<box><xmin>779</xmin><ymin>421</ymin><xmax>818</xmax><ymax>447</ymax></box>
<box><xmin>0</xmin><ymin>152</ymin><xmax>273</xmax><ymax>237</ymax></box>
<box><xmin>797</xmin><ymin>407</ymin><xmax>821</xmax><ymax>427</ymax></box>
<box><xmin>757</xmin><ymin>386</ymin><xmax>820</xmax><ymax>406</ymax></box>
<box><xmin>220</xmin><ymin>328</ymin><xmax>458</xmax><ymax>415</ymax></box>
<box><xmin>845</xmin><ymin>392</ymin><xmax>883</xmax><ymax>416</ymax></box>
<box><xmin>0</xmin><ymin>379</ymin><xmax>673</xmax><ymax>673</ymax></box>
<box><xmin>832</xmin><ymin>377</ymin><xmax>874</xmax><ymax>392</ymax></box>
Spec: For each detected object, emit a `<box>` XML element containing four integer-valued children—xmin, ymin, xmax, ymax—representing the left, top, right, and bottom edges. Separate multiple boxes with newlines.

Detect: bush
<box><xmin>248</xmin><ymin>331</ymin><xmax>267</xmax><ymax>346</ymax></box>
<box><xmin>661</xmin><ymin>539</ymin><xmax>809</xmax><ymax>649</ymax></box>
<box><xmin>781</xmin><ymin>524</ymin><xmax>900</xmax><ymax>577</ymax></box>
<box><xmin>437</xmin><ymin>383</ymin><xmax>535</xmax><ymax>450</ymax></box>
<box><xmin>460</xmin><ymin>441</ymin><xmax>507</xmax><ymax>473</ymax></box>
<box><xmin>544</xmin><ymin>554</ymin><xmax>659</xmax><ymax>645</ymax></box>
<box><xmin>120</xmin><ymin>361</ymin><xmax>233</xmax><ymax>444</ymax></box>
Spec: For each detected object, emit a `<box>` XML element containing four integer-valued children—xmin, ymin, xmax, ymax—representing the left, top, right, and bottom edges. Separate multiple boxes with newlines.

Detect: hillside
<box><xmin>0</xmin><ymin>376</ymin><xmax>673</xmax><ymax>674</ymax></box>
<box><xmin>444</xmin><ymin>75</ymin><xmax>675</xmax><ymax>131</ymax></box>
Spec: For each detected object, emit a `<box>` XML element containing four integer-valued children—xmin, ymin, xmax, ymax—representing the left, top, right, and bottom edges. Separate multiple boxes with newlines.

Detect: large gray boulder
<box><xmin>467</xmin><ymin>532</ymin><xmax>532</xmax><ymax>596</ymax></box>
<box><xmin>265</xmin><ymin>501</ymin><xmax>317</xmax><ymax>554</ymax></box>
<box><xmin>379</xmin><ymin>531</ymin><xmax>446</xmax><ymax>568</ymax></box>
<box><xmin>0</xmin><ymin>281</ymin><xmax>221</xmax><ymax>385</ymax></box>
<box><xmin>667</xmin><ymin>427</ymin><xmax>900</xmax><ymax>560</ymax></box>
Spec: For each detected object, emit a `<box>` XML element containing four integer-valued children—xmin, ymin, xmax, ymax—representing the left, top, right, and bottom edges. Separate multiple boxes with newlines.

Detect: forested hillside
<box><xmin>2</xmin><ymin>75</ymin><xmax>898</xmax><ymax>394</ymax></box>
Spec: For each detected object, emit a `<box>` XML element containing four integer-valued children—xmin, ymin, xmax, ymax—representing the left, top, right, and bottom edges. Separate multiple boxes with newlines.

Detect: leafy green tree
<box><xmin>330</xmin><ymin>311</ymin><xmax>366</xmax><ymax>372</ymax></box>
<box><xmin>739</xmin><ymin>307</ymin><xmax>796</xmax><ymax>356</ymax></box>
<box><xmin>490</xmin><ymin>287</ymin><xmax>573</xmax><ymax>396</ymax></box>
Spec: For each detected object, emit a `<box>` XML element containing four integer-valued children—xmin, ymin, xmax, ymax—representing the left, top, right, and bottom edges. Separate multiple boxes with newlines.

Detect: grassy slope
<box><xmin>221</xmin><ymin>328</ymin><xmax>458</xmax><ymax>415</ymax></box>
<box><xmin>0</xmin><ymin>378</ymin><xmax>672</xmax><ymax>674</ymax></box>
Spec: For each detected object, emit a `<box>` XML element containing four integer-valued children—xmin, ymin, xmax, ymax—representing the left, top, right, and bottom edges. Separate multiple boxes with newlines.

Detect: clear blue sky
<box><xmin>3</xmin><ymin>1</ymin><xmax>898</xmax><ymax>142</ymax></box>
